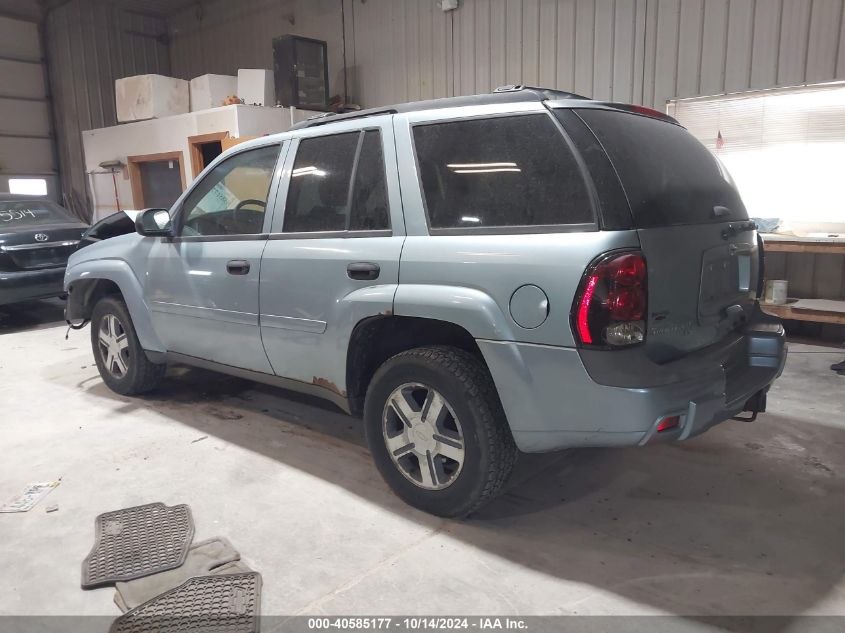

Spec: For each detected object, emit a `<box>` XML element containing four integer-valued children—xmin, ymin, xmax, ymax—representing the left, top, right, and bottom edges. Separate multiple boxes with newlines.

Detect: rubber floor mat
<box><xmin>114</xmin><ymin>537</ymin><xmax>249</xmax><ymax>612</ymax></box>
<box><xmin>109</xmin><ymin>572</ymin><xmax>262</xmax><ymax>633</ymax></box>
<box><xmin>82</xmin><ymin>502</ymin><xmax>195</xmax><ymax>589</ymax></box>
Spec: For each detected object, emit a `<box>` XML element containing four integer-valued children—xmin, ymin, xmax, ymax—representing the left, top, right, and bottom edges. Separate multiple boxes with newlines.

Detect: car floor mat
<box><xmin>109</xmin><ymin>572</ymin><xmax>262</xmax><ymax>633</ymax></box>
<box><xmin>114</xmin><ymin>537</ymin><xmax>250</xmax><ymax>612</ymax></box>
<box><xmin>82</xmin><ymin>502</ymin><xmax>195</xmax><ymax>589</ymax></box>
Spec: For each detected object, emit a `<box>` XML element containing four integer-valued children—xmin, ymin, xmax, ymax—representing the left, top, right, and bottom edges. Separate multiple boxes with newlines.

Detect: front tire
<box><xmin>90</xmin><ymin>296</ymin><xmax>165</xmax><ymax>396</ymax></box>
<box><xmin>364</xmin><ymin>346</ymin><xmax>517</xmax><ymax>517</ymax></box>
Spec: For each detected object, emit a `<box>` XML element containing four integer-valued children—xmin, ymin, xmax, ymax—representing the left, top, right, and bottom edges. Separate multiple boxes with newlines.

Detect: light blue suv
<box><xmin>65</xmin><ymin>87</ymin><xmax>787</xmax><ymax>517</ymax></box>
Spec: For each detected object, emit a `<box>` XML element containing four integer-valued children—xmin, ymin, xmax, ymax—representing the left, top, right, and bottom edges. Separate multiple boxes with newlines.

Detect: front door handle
<box><xmin>226</xmin><ymin>259</ymin><xmax>251</xmax><ymax>275</ymax></box>
<box><xmin>347</xmin><ymin>262</ymin><xmax>380</xmax><ymax>281</ymax></box>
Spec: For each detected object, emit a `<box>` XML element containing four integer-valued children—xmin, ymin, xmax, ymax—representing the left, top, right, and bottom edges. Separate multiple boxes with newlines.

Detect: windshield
<box><xmin>0</xmin><ymin>199</ymin><xmax>78</xmax><ymax>229</ymax></box>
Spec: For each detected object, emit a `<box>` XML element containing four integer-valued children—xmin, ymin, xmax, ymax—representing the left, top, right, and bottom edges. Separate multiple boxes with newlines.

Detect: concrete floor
<box><xmin>1</xmin><ymin>299</ymin><xmax>844</xmax><ymax>624</ymax></box>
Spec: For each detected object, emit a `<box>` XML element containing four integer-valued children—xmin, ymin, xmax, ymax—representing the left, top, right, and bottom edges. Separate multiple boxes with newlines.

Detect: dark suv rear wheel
<box><xmin>364</xmin><ymin>346</ymin><xmax>517</xmax><ymax>517</ymax></box>
<box><xmin>91</xmin><ymin>296</ymin><xmax>166</xmax><ymax>396</ymax></box>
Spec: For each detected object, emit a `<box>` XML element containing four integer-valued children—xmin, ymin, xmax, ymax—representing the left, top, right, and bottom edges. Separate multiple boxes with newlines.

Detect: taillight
<box><xmin>572</xmin><ymin>251</ymin><xmax>647</xmax><ymax>348</ymax></box>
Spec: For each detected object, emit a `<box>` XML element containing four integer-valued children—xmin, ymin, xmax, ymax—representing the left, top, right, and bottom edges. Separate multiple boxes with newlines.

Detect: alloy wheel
<box><xmin>382</xmin><ymin>383</ymin><xmax>465</xmax><ymax>490</ymax></box>
<box><xmin>98</xmin><ymin>314</ymin><xmax>130</xmax><ymax>379</ymax></box>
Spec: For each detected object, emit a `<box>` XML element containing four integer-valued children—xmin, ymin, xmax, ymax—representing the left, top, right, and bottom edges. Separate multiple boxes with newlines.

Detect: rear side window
<box><xmin>575</xmin><ymin>109</ymin><xmax>748</xmax><ymax>228</ymax></box>
<box><xmin>284</xmin><ymin>132</ymin><xmax>359</xmax><ymax>232</ymax></box>
<box><xmin>349</xmin><ymin>131</ymin><xmax>390</xmax><ymax>231</ymax></box>
<box><xmin>412</xmin><ymin>114</ymin><xmax>593</xmax><ymax>230</ymax></box>
<box><xmin>284</xmin><ymin>130</ymin><xmax>390</xmax><ymax>233</ymax></box>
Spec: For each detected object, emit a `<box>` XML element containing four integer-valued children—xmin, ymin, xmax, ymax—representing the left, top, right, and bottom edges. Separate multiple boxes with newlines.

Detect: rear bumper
<box><xmin>479</xmin><ymin>319</ymin><xmax>787</xmax><ymax>453</ymax></box>
<box><xmin>0</xmin><ymin>267</ymin><xmax>66</xmax><ymax>306</ymax></box>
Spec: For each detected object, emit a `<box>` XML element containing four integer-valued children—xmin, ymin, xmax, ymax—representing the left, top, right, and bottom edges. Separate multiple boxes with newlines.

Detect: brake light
<box><xmin>572</xmin><ymin>251</ymin><xmax>647</xmax><ymax>348</ymax></box>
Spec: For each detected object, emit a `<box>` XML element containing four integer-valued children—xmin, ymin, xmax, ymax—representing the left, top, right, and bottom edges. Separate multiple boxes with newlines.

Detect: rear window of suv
<box><xmin>574</xmin><ymin>109</ymin><xmax>748</xmax><ymax>228</ymax></box>
<box><xmin>412</xmin><ymin>114</ymin><xmax>594</xmax><ymax>231</ymax></box>
<box><xmin>0</xmin><ymin>199</ymin><xmax>76</xmax><ymax>228</ymax></box>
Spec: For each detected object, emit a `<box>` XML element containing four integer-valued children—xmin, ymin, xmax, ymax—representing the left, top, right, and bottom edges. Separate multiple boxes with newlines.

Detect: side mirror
<box><xmin>135</xmin><ymin>208</ymin><xmax>172</xmax><ymax>237</ymax></box>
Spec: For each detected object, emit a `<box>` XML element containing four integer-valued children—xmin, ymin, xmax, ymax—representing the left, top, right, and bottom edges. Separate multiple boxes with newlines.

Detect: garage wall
<box><xmin>0</xmin><ymin>0</ymin><xmax>40</xmax><ymax>21</ymax></box>
<box><xmin>44</xmin><ymin>0</ymin><xmax>169</xmax><ymax>221</ymax></box>
<box><xmin>168</xmin><ymin>0</ymin><xmax>346</xmax><ymax>100</ymax></box>
<box><xmin>171</xmin><ymin>0</ymin><xmax>845</xmax><ymax>110</ymax></box>
<box><xmin>350</xmin><ymin>0</ymin><xmax>845</xmax><ymax>109</ymax></box>
<box><xmin>0</xmin><ymin>6</ymin><xmax>57</xmax><ymax>200</ymax></box>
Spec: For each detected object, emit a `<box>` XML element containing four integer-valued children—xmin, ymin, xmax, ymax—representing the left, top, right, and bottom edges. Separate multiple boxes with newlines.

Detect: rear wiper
<box><xmin>721</xmin><ymin>220</ymin><xmax>757</xmax><ymax>240</ymax></box>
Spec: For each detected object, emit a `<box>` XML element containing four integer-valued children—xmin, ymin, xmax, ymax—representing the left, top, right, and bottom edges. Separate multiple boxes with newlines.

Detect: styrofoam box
<box><xmin>190</xmin><ymin>74</ymin><xmax>237</xmax><ymax>111</ymax></box>
<box><xmin>116</xmin><ymin>74</ymin><xmax>189</xmax><ymax>122</ymax></box>
<box><xmin>237</xmin><ymin>69</ymin><xmax>275</xmax><ymax>106</ymax></box>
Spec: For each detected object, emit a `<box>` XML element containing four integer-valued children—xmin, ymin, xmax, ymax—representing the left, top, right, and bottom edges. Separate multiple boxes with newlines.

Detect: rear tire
<box><xmin>364</xmin><ymin>346</ymin><xmax>517</xmax><ymax>518</ymax></box>
<box><xmin>90</xmin><ymin>296</ymin><xmax>165</xmax><ymax>396</ymax></box>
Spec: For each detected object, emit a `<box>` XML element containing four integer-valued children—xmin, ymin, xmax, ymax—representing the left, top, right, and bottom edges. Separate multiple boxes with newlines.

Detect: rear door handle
<box><xmin>226</xmin><ymin>259</ymin><xmax>251</xmax><ymax>275</ymax></box>
<box><xmin>347</xmin><ymin>262</ymin><xmax>380</xmax><ymax>280</ymax></box>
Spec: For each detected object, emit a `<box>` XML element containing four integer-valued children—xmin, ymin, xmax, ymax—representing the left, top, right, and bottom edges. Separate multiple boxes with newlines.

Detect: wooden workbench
<box><xmin>760</xmin><ymin>234</ymin><xmax>845</xmax><ymax>324</ymax></box>
<box><xmin>761</xmin><ymin>234</ymin><xmax>845</xmax><ymax>256</ymax></box>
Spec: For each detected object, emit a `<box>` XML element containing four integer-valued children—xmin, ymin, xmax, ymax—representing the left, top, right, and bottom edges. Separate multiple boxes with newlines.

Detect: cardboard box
<box><xmin>116</xmin><ymin>74</ymin><xmax>189</xmax><ymax>122</ymax></box>
<box><xmin>190</xmin><ymin>74</ymin><xmax>238</xmax><ymax>111</ymax></box>
<box><xmin>237</xmin><ymin>69</ymin><xmax>275</xmax><ymax>106</ymax></box>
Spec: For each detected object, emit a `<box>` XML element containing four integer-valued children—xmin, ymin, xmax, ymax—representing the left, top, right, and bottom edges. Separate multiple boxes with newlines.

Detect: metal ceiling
<box><xmin>105</xmin><ymin>0</ymin><xmax>202</xmax><ymax>17</ymax></box>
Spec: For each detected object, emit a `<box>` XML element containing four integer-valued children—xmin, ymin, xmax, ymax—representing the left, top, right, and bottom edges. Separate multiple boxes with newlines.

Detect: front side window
<box><xmin>412</xmin><ymin>114</ymin><xmax>594</xmax><ymax>230</ymax></box>
<box><xmin>180</xmin><ymin>145</ymin><xmax>280</xmax><ymax>236</ymax></box>
<box><xmin>283</xmin><ymin>130</ymin><xmax>390</xmax><ymax>233</ymax></box>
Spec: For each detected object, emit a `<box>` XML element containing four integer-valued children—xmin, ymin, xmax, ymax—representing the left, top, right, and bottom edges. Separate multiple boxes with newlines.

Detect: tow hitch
<box><xmin>732</xmin><ymin>389</ymin><xmax>767</xmax><ymax>422</ymax></box>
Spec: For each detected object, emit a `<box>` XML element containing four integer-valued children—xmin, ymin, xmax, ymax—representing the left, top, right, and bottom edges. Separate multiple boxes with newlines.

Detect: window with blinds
<box><xmin>667</xmin><ymin>83</ymin><xmax>845</xmax><ymax>230</ymax></box>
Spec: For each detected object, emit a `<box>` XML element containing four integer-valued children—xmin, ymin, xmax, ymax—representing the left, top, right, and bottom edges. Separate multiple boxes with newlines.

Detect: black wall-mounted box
<box><xmin>273</xmin><ymin>35</ymin><xmax>330</xmax><ymax>111</ymax></box>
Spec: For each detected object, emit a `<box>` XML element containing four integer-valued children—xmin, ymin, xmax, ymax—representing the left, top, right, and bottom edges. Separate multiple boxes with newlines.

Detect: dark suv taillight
<box><xmin>572</xmin><ymin>251</ymin><xmax>647</xmax><ymax>348</ymax></box>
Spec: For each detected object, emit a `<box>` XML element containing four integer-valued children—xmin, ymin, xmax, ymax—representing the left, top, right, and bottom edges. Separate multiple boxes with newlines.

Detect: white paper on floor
<box><xmin>0</xmin><ymin>481</ymin><xmax>60</xmax><ymax>513</ymax></box>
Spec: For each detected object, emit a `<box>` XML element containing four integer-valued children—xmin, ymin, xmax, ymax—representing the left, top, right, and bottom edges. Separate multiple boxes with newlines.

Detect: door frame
<box><xmin>127</xmin><ymin>151</ymin><xmax>187</xmax><ymax>208</ymax></box>
<box><xmin>187</xmin><ymin>132</ymin><xmax>229</xmax><ymax>179</ymax></box>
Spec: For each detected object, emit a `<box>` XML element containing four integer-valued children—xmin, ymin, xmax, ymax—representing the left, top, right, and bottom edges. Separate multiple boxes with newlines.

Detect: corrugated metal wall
<box><xmin>44</xmin><ymin>0</ymin><xmax>169</xmax><ymax>220</ymax></box>
<box><xmin>0</xmin><ymin>0</ymin><xmax>40</xmax><ymax>21</ymax></box>
<box><xmin>168</xmin><ymin>0</ymin><xmax>345</xmax><ymax>96</ymax></box>
<box><xmin>0</xmin><ymin>9</ymin><xmax>55</xmax><ymax>198</ymax></box>
<box><xmin>347</xmin><ymin>0</ymin><xmax>845</xmax><ymax>109</ymax></box>
<box><xmin>167</xmin><ymin>0</ymin><xmax>845</xmax><ymax>110</ymax></box>
<box><xmin>40</xmin><ymin>0</ymin><xmax>845</xmax><ymax>220</ymax></box>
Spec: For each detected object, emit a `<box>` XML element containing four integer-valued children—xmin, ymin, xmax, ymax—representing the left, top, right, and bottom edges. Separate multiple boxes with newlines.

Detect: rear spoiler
<box><xmin>597</xmin><ymin>103</ymin><xmax>680</xmax><ymax>126</ymax></box>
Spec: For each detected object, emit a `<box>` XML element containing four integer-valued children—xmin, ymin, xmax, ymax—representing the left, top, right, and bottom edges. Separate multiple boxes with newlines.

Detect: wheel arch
<box><xmin>65</xmin><ymin>260</ymin><xmax>165</xmax><ymax>353</ymax></box>
<box><xmin>345</xmin><ymin>315</ymin><xmax>486</xmax><ymax>416</ymax></box>
<box><xmin>393</xmin><ymin>284</ymin><xmax>516</xmax><ymax>342</ymax></box>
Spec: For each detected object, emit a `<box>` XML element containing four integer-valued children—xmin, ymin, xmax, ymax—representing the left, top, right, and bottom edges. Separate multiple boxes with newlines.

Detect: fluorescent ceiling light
<box><xmin>292</xmin><ymin>166</ymin><xmax>327</xmax><ymax>177</ymax></box>
<box><xmin>461</xmin><ymin>216</ymin><xmax>481</xmax><ymax>223</ymax></box>
<box><xmin>447</xmin><ymin>162</ymin><xmax>517</xmax><ymax>168</ymax></box>
<box><xmin>453</xmin><ymin>168</ymin><xmax>521</xmax><ymax>173</ymax></box>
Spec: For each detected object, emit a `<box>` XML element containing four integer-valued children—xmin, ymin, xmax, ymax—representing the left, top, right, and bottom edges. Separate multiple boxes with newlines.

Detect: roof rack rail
<box><xmin>304</xmin><ymin>112</ymin><xmax>335</xmax><ymax>121</ymax></box>
<box><xmin>493</xmin><ymin>84</ymin><xmax>525</xmax><ymax>92</ymax></box>
<box><xmin>494</xmin><ymin>84</ymin><xmax>590</xmax><ymax>100</ymax></box>
<box><xmin>292</xmin><ymin>108</ymin><xmax>399</xmax><ymax>130</ymax></box>
<box><xmin>290</xmin><ymin>86</ymin><xmax>590</xmax><ymax>130</ymax></box>
<box><xmin>496</xmin><ymin>84</ymin><xmax>590</xmax><ymax>100</ymax></box>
